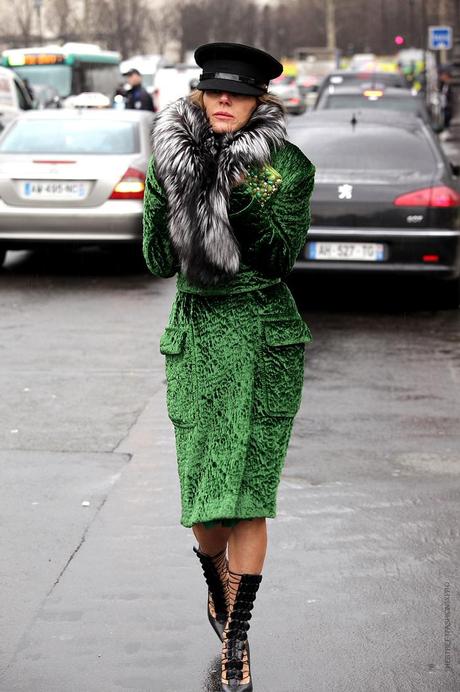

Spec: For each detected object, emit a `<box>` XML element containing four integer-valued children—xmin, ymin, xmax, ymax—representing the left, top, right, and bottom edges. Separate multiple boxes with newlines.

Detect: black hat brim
<box><xmin>196</xmin><ymin>77</ymin><xmax>264</xmax><ymax>96</ymax></box>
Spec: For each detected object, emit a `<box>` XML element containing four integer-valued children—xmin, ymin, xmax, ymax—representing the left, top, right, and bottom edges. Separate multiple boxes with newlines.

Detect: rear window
<box><xmin>288</xmin><ymin>125</ymin><xmax>438</xmax><ymax>178</ymax></box>
<box><xmin>327</xmin><ymin>74</ymin><xmax>405</xmax><ymax>88</ymax></box>
<box><xmin>324</xmin><ymin>95</ymin><xmax>419</xmax><ymax>113</ymax></box>
<box><xmin>0</xmin><ymin>119</ymin><xmax>139</xmax><ymax>154</ymax></box>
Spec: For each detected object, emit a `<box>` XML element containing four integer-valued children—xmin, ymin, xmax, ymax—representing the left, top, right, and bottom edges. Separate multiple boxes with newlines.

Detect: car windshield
<box><xmin>0</xmin><ymin>119</ymin><xmax>140</xmax><ymax>154</ymax></box>
<box><xmin>288</xmin><ymin>126</ymin><xmax>437</xmax><ymax>179</ymax></box>
<box><xmin>324</xmin><ymin>94</ymin><xmax>419</xmax><ymax>113</ymax></box>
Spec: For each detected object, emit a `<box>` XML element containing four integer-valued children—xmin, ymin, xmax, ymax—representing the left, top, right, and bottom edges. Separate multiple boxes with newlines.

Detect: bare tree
<box><xmin>206</xmin><ymin>0</ymin><xmax>258</xmax><ymax>45</ymax></box>
<box><xmin>92</xmin><ymin>0</ymin><xmax>151</xmax><ymax>57</ymax></box>
<box><xmin>238</xmin><ymin>1</ymin><xmax>258</xmax><ymax>47</ymax></box>
<box><xmin>14</xmin><ymin>0</ymin><xmax>36</xmax><ymax>44</ymax></box>
<box><xmin>259</xmin><ymin>4</ymin><xmax>273</xmax><ymax>54</ymax></box>
<box><xmin>179</xmin><ymin>0</ymin><xmax>211</xmax><ymax>53</ymax></box>
<box><xmin>149</xmin><ymin>2</ymin><xmax>180</xmax><ymax>56</ymax></box>
<box><xmin>178</xmin><ymin>0</ymin><xmax>264</xmax><ymax>54</ymax></box>
<box><xmin>45</xmin><ymin>0</ymin><xmax>80</xmax><ymax>42</ymax></box>
<box><xmin>258</xmin><ymin>0</ymin><xmax>327</xmax><ymax>57</ymax></box>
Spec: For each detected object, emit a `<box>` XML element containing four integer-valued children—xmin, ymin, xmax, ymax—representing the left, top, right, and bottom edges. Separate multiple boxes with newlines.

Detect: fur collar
<box><xmin>151</xmin><ymin>97</ymin><xmax>286</xmax><ymax>286</ymax></box>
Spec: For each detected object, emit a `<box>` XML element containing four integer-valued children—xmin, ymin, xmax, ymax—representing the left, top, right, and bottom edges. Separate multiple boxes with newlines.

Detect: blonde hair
<box><xmin>188</xmin><ymin>89</ymin><xmax>286</xmax><ymax>113</ymax></box>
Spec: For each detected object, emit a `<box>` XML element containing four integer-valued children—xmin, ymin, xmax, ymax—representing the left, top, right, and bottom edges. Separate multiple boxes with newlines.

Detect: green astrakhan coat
<box><xmin>143</xmin><ymin>98</ymin><xmax>315</xmax><ymax>529</ymax></box>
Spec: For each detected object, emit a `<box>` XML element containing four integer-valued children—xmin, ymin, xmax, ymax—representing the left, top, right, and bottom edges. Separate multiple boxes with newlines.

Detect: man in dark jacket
<box><xmin>123</xmin><ymin>68</ymin><xmax>155</xmax><ymax>111</ymax></box>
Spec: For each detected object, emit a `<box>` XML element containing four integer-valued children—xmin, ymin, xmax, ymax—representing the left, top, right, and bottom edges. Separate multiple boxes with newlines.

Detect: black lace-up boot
<box><xmin>221</xmin><ymin>570</ymin><xmax>263</xmax><ymax>691</ymax></box>
<box><xmin>193</xmin><ymin>545</ymin><xmax>230</xmax><ymax>641</ymax></box>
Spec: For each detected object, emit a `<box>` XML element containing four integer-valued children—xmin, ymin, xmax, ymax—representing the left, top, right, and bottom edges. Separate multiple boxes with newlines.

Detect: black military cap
<box><xmin>194</xmin><ymin>42</ymin><xmax>283</xmax><ymax>96</ymax></box>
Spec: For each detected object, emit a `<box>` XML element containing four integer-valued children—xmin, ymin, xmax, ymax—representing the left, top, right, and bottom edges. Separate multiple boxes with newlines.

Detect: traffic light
<box><xmin>394</xmin><ymin>35</ymin><xmax>405</xmax><ymax>46</ymax></box>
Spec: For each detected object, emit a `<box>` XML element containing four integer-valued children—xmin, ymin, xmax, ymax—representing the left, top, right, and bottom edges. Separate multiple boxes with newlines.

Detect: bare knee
<box><xmin>192</xmin><ymin>522</ymin><xmax>232</xmax><ymax>554</ymax></box>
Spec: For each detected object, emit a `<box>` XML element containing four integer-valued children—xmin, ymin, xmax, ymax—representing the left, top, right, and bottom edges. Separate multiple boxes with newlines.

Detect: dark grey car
<box><xmin>314</xmin><ymin>69</ymin><xmax>409</xmax><ymax>104</ymax></box>
<box><xmin>288</xmin><ymin>109</ymin><xmax>460</xmax><ymax>306</ymax></box>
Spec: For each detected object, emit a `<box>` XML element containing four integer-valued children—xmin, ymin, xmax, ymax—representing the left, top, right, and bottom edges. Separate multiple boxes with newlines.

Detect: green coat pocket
<box><xmin>160</xmin><ymin>326</ymin><xmax>196</xmax><ymax>427</ymax></box>
<box><xmin>261</xmin><ymin>317</ymin><xmax>312</xmax><ymax>418</ymax></box>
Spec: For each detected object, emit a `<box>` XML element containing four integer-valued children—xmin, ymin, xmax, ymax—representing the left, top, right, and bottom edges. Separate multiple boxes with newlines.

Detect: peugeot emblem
<box><xmin>338</xmin><ymin>183</ymin><xmax>353</xmax><ymax>200</ymax></box>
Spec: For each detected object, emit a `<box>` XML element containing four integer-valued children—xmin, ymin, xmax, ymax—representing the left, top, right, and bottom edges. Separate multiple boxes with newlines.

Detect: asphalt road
<box><xmin>0</xmin><ymin>246</ymin><xmax>459</xmax><ymax>692</ymax></box>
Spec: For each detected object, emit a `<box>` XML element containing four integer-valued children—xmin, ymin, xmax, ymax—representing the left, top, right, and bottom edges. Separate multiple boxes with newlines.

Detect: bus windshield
<box><xmin>14</xmin><ymin>65</ymin><xmax>71</xmax><ymax>97</ymax></box>
<box><xmin>13</xmin><ymin>63</ymin><xmax>121</xmax><ymax>99</ymax></box>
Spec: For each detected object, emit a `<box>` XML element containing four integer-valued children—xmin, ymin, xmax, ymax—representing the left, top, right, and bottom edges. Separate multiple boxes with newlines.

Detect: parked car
<box><xmin>0</xmin><ymin>66</ymin><xmax>34</xmax><ymax>131</ymax></box>
<box><xmin>314</xmin><ymin>84</ymin><xmax>438</xmax><ymax>130</ymax></box>
<box><xmin>288</xmin><ymin>109</ymin><xmax>460</xmax><ymax>306</ymax></box>
<box><xmin>314</xmin><ymin>70</ymin><xmax>409</xmax><ymax>105</ymax></box>
<box><xmin>270</xmin><ymin>74</ymin><xmax>306</xmax><ymax>115</ymax></box>
<box><xmin>349</xmin><ymin>53</ymin><xmax>377</xmax><ymax>71</ymax></box>
<box><xmin>0</xmin><ymin>109</ymin><xmax>154</xmax><ymax>268</ymax></box>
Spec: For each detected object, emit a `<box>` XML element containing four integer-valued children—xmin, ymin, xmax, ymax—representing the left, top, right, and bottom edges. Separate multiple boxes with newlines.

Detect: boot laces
<box><xmin>194</xmin><ymin>546</ymin><xmax>230</xmax><ymax>621</ymax></box>
<box><xmin>221</xmin><ymin>570</ymin><xmax>262</xmax><ymax>686</ymax></box>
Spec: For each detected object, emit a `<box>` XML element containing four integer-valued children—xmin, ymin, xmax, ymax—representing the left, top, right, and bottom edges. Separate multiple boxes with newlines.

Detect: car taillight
<box><xmin>110</xmin><ymin>167</ymin><xmax>145</xmax><ymax>200</ymax></box>
<box><xmin>393</xmin><ymin>186</ymin><xmax>460</xmax><ymax>207</ymax></box>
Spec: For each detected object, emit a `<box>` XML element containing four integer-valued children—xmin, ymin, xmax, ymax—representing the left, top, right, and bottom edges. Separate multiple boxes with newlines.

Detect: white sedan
<box><xmin>0</xmin><ymin>109</ymin><xmax>155</xmax><ymax>268</ymax></box>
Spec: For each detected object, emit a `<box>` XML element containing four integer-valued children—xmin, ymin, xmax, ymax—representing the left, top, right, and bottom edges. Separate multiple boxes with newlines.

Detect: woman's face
<box><xmin>203</xmin><ymin>90</ymin><xmax>258</xmax><ymax>133</ymax></box>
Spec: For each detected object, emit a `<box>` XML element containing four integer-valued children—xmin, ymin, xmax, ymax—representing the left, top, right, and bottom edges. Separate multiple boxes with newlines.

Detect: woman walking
<box><xmin>143</xmin><ymin>42</ymin><xmax>315</xmax><ymax>691</ymax></box>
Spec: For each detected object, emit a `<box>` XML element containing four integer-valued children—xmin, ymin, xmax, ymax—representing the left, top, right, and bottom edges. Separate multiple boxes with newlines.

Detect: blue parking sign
<box><xmin>428</xmin><ymin>26</ymin><xmax>453</xmax><ymax>50</ymax></box>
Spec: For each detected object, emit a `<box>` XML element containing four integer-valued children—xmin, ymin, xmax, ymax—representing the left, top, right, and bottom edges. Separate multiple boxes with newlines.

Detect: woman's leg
<box><xmin>221</xmin><ymin>518</ymin><xmax>267</xmax><ymax>686</ymax></box>
<box><xmin>192</xmin><ymin>522</ymin><xmax>233</xmax><ymax>555</ymax></box>
<box><xmin>192</xmin><ymin>518</ymin><xmax>267</xmax><ymax>579</ymax></box>
<box><xmin>227</xmin><ymin>517</ymin><xmax>267</xmax><ymax>574</ymax></box>
<box><xmin>192</xmin><ymin>522</ymin><xmax>233</xmax><ymax>622</ymax></box>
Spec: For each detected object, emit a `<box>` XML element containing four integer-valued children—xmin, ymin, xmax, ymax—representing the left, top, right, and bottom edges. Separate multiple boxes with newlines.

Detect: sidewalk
<box><xmin>0</xmin><ymin>386</ymin><xmax>207</xmax><ymax>692</ymax></box>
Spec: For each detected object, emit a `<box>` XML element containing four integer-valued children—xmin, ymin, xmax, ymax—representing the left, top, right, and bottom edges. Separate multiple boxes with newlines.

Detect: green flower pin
<box><xmin>245</xmin><ymin>164</ymin><xmax>282</xmax><ymax>206</ymax></box>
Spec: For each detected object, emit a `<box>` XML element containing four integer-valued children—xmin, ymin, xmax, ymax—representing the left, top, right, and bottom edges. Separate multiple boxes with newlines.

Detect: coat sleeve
<box><xmin>229</xmin><ymin>145</ymin><xmax>316</xmax><ymax>279</ymax></box>
<box><xmin>142</xmin><ymin>156</ymin><xmax>180</xmax><ymax>278</ymax></box>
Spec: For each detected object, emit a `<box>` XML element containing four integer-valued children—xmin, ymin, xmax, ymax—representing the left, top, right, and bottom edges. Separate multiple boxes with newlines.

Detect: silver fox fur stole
<box><xmin>151</xmin><ymin>96</ymin><xmax>286</xmax><ymax>286</ymax></box>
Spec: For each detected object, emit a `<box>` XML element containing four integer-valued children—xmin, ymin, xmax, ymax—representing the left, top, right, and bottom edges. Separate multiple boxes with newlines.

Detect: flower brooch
<box><xmin>245</xmin><ymin>164</ymin><xmax>282</xmax><ymax>207</ymax></box>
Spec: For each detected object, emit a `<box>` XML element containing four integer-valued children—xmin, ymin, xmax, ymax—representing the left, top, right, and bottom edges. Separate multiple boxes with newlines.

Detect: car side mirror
<box><xmin>450</xmin><ymin>162</ymin><xmax>460</xmax><ymax>177</ymax></box>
